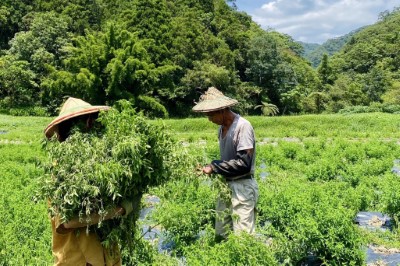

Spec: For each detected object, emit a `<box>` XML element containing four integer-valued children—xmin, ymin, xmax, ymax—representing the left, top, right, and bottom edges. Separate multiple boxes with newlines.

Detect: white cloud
<box><xmin>261</xmin><ymin>1</ymin><xmax>280</xmax><ymax>12</ymax></box>
<box><xmin>239</xmin><ymin>0</ymin><xmax>399</xmax><ymax>43</ymax></box>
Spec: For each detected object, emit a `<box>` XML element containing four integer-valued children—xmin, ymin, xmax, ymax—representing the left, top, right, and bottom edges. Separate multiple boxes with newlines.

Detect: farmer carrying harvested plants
<box><xmin>193</xmin><ymin>87</ymin><xmax>259</xmax><ymax>240</ymax></box>
<box><xmin>44</xmin><ymin>97</ymin><xmax>135</xmax><ymax>266</ymax></box>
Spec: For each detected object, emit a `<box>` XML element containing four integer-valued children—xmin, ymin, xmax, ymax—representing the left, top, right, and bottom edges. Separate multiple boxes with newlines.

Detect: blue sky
<box><xmin>233</xmin><ymin>0</ymin><xmax>399</xmax><ymax>44</ymax></box>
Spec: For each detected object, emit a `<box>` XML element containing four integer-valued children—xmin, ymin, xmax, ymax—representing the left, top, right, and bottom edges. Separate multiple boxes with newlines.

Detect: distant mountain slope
<box><xmin>321</xmin><ymin>8</ymin><xmax>400</xmax><ymax>111</ymax></box>
<box><xmin>299</xmin><ymin>27</ymin><xmax>365</xmax><ymax>68</ymax></box>
<box><xmin>332</xmin><ymin>9</ymin><xmax>400</xmax><ymax>74</ymax></box>
<box><xmin>300</xmin><ymin>42</ymin><xmax>320</xmax><ymax>56</ymax></box>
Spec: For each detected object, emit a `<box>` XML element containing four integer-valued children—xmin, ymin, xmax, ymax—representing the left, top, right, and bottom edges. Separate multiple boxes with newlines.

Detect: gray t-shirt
<box><xmin>218</xmin><ymin>114</ymin><xmax>256</xmax><ymax>175</ymax></box>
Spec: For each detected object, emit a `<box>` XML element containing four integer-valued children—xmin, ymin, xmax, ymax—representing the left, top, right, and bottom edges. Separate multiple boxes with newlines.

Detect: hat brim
<box><xmin>192</xmin><ymin>98</ymin><xmax>238</xmax><ymax>113</ymax></box>
<box><xmin>44</xmin><ymin>106</ymin><xmax>110</xmax><ymax>139</ymax></box>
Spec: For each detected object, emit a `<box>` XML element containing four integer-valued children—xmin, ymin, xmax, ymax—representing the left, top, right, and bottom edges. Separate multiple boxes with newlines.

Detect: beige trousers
<box><xmin>215</xmin><ymin>178</ymin><xmax>259</xmax><ymax>238</ymax></box>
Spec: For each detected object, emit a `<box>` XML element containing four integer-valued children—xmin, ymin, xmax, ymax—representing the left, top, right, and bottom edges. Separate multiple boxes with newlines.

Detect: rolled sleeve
<box><xmin>121</xmin><ymin>200</ymin><xmax>134</xmax><ymax>218</ymax></box>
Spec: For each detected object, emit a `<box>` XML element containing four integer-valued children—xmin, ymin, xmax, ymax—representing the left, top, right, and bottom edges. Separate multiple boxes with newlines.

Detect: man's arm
<box><xmin>56</xmin><ymin>198</ymin><xmax>136</xmax><ymax>233</ymax></box>
<box><xmin>61</xmin><ymin>206</ymin><xmax>126</xmax><ymax>230</ymax></box>
<box><xmin>202</xmin><ymin>148</ymin><xmax>253</xmax><ymax>177</ymax></box>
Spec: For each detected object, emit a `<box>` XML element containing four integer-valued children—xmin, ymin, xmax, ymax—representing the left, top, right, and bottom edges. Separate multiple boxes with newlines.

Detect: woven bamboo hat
<box><xmin>44</xmin><ymin>97</ymin><xmax>110</xmax><ymax>139</ymax></box>
<box><xmin>192</xmin><ymin>87</ymin><xmax>238</xmax><ymax>113</ymax></box>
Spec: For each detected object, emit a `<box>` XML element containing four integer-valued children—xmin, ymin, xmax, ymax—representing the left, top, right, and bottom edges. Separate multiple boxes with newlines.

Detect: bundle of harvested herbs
<box><xmin>37</xmin><ymin>100</ymin><xmax>181</xmax><ymax>248</ymax></box>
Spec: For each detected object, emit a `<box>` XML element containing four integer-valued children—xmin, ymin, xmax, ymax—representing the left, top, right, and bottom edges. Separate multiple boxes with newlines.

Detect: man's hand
<box><xmin>62</xmin><ymin>206</ymin><xmax>126</xmax><ymax>230</ymax></box>
<box><xmin>195</xmin><ymin>163</ymin><xmax>203</xmax><ymax>176</ymax></box>
<box><xmin>202</xmin><ymin>164</ymin><xmax>214</xmax><ymax>175</ymax></box>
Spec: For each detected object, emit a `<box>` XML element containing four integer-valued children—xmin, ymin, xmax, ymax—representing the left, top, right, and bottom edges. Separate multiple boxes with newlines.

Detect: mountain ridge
<box><xmin>299</xmin><ymin>26</ymin><xmax>366</xmax><ymax>68</ymax></box>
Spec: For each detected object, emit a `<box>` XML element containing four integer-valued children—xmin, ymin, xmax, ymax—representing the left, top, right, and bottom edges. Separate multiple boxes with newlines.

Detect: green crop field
<box><xmin>2</xmin><ymin>113</ymin><xmax>400</xmax><ymax>265</ymax></box>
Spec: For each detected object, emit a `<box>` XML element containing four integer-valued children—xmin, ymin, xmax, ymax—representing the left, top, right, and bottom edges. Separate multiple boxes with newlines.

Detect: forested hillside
<box><xmin>0</xmin><ymin>1</ymin><xmax>399</xmax><ymax>117</ymax></box>
<box><xmin>319</xmin><ymin>7</ymin><xmax>400</xmax><ymax>112</ymax></box>
<box><xmin>300</xmin><ymin>27</ymin><xmax>364</xmax><ymax>68</ymax></box>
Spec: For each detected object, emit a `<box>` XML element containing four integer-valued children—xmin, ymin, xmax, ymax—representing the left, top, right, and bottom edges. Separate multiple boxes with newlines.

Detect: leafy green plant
<box><xmin>254</xmin><ymin>101</ymin><xmax>279</xmax><ymax>116</ymax></box>
<box><xmin>151</xmin><ymin>175</ymin><xmax>218</xmax><ymax>254</ymax></box>
<box><xmin>183</xmin><ymin>228</ymin><xmax>278</xmax><ymax>265</ymax></box>
<box><xmin>136</xmin><ymin>95</ymin><xmax>169</xmax><ymax>119</ymax></box>
<box><xmin>36</xmin><ymin>100</ymin><xmax>183</xmax><ymax>251</ymax></box>
<box><xmin>258</xmin><ymin>179</ymin><xmax>365</xmax><ymax>265</ymax></box>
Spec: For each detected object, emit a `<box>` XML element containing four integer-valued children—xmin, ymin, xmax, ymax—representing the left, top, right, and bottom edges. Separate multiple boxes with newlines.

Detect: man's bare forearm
<box><xmin>63</xmin><ymin>206</ymin><xmax>125</xmax><ymax>229</ymax></box>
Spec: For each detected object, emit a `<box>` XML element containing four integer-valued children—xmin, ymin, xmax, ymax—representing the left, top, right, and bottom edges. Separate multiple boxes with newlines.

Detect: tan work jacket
<box><xmin>51</xmin><ymin>216</ymin><xmax>121</xmax><ymax>266</ymax></box>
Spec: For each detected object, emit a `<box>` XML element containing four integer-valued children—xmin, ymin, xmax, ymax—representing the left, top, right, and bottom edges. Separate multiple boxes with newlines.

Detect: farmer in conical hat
<box><xmin>193</xmin><ymin>87</ymin><xmax>259</xmax><ymax>240</ymax></box>
<box><xmin>44</xmin><ymin>97</ymin><xmax>110</xmax><ymax>141</ymax></box>
<box><xmin>45</xmin><ymin>97</ymin><xmax>134</xmax><ymax>266</ymax></box>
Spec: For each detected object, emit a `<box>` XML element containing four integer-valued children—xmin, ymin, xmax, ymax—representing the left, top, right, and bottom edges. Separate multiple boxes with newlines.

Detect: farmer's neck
<box><xmin>221</xmin><ymin>109</ymin><xmax>236</xmax><ymax>128</ymax></box>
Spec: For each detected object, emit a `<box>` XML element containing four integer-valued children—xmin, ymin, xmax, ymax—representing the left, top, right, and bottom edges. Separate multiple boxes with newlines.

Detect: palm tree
<box><xmin>254</xmin><ymin>101</ymin><xmax>279</xmax><ymax>116</ymax></box>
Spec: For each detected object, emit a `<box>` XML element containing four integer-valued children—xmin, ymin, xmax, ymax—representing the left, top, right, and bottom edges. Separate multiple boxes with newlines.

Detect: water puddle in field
<box><xmin>357</xmin><ymin>161</ymin><xmax>400</xmax><ymax>265</ymax></box>
<box><xmin>355</xmin><ymin>211</ymin><xmax>400</xmax><ymax>266</ymax></box>
<box><xmin>298</xmin><ymin>254</ymin><xmax>323</xmax><ymax>266</ymax></box>
<box><xmin>355</xmin><ymin>212</ymin><xmax>392</xmax><ymax>232</ymax></box>
<box><xmin>259</xmin><ymin>161</ymin><xmax>270</xmax><ymax>181</ymax></box>
<box><xmin>139</xmin><ymin>195</ymin><xmax>176</xmax><ymax>253</ymax></box>
<box><xmin>391</xmin><ymin>159</ymin><xmax>400</xmax><ymax>175</ymax></box>
<box><xmin>366</xmin><ymin>245</ymin><xmax>400</xmax><ymax>266</ymax></box>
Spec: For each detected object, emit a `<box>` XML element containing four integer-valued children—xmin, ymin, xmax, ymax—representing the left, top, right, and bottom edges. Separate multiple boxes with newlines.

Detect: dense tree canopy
<box><xmin>0</xmin><ymin>0</ymin><xmax>399</xmax><ymax>116</ymax></box>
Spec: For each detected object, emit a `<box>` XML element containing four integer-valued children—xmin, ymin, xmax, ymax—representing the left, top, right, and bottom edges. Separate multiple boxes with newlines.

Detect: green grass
<box><xmin>3</xmin><ymin>112</ymin><xmax>398</xmax><ymax>143</ymax></box>
<box><xmin>0</xmin><ymin>115</ymin><xmax>52</xmax><ymax>142</ymax></box>
<box><xmin>0</xmin><ymin>115</ymin><xmax>53</xmax><ymax>264</ymax></box>
<box><xmin>155</xmin><ymin>113</ymin><xmax>400</xmax><ymax>141</ymax></box>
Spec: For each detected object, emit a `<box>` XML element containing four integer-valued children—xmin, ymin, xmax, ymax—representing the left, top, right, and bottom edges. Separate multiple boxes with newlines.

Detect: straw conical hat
<box><xmin>192</xmin><ymin>87</ymin><xmax>238</xmax><ymax>113</ymax></box>
<box><xmin>44</xmin><ymin>97</ymin><xmax>110</xmax><ymax>139</ymax></box>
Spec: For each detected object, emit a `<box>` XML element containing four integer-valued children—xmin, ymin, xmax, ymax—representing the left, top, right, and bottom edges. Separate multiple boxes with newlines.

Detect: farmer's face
<box><xmin>205</xmin><ymin>110</ymin><xmax>224</xmax><ymax>125</ymax></box>
<box><xmin>72</xmin><ymin>116</ymin><xmax>95</xmax><ymax>132</ymax></box>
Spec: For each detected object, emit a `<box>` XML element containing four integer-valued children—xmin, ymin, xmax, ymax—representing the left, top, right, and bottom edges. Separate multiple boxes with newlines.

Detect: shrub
<box><xmin>136</xmin><ymin>95</ymin><xmax>169</xmax><ymax>118</ymax></box>
<box><xmin>3</xmin><ymin>106</ymin><xmax>50</xmax><ymax>116</ymax></box>
<box><xmin>258</xmin><ymin>181</ymin><xmax>365</xmax><ymax>265</ymax></box>
<box><xmin>183</xmin><ymin>228</ymin><xmax>278</xmax><ymax>265</ymax></box>
<box><xmin>36</xmin><ymin>100</ymin><xmax>182</xmax><ymax>256</ymax></box>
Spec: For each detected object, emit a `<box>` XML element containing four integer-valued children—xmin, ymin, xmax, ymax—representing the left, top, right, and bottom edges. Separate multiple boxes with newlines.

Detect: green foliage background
<box><xmin>1</xmin><ymin>1</ymin><xmax>399</xmax><ymax>117</ymax></box>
